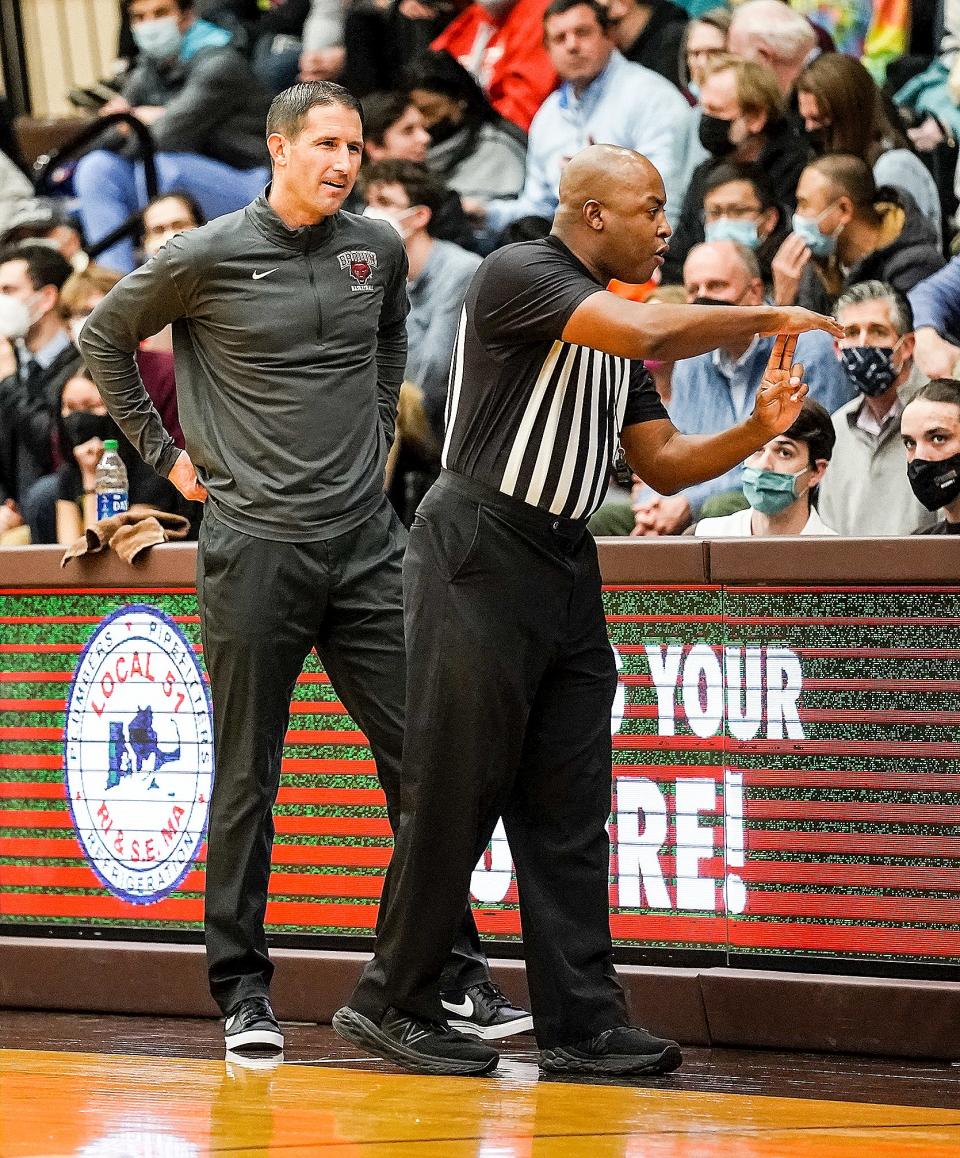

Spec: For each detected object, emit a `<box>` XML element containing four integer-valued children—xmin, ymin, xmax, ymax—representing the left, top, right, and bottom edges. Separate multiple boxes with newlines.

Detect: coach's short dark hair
<box><xmin>0</xmin><ymin>242</ymin><xmax>74</xmax><ymax>293</ymax></box>
<box><xmin>359</xmin><ymin>159</ymin><xmax>447</xmax><ymax>235</ymax></box>
<box><xmin>266</xmin><ymin>82</ymin><xmax>364</xmax><ymax>140</ymax></box>
<box><xmin>544</xmin><ymin>0</ymin><xmax>611</xmax><ymax>30</ymax></box>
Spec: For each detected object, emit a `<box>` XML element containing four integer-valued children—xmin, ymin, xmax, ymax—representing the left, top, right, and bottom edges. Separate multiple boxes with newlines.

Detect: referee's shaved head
<box><xmin>553</xmin><ymin>144</ymin><xmax>672</xmax><ymax>286</ymax></box>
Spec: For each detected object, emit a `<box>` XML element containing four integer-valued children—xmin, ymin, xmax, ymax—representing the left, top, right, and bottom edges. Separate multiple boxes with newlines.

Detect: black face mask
<box><xmin>429</xmin><ymin>116</ymin><xmax>461</xmax><ymax>145</ymax></box>
<box><xmin>698</xmin><ymin>113</ymin><xmax>736</xmax><ymax>157</ymax></box>
<box><xmin>907</xmin><ymin>452</ymin><xmax>960</xmax><ymax>511</ymax></box>
<box><xmin>692</xmin><ymin>296</ymin><xmax>733</xmax><ymax>307</ymax></box>
<box><xmin>62</xmin><ymin>411</ymin><xmax>118</xmax><ymax>449</ymax></box>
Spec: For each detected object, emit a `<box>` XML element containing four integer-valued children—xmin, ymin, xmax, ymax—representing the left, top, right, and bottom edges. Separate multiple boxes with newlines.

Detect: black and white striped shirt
<box><xmin>442</xmin><ymin>236</ymin><xmax>667</xmax><ymax>520</ymax></box>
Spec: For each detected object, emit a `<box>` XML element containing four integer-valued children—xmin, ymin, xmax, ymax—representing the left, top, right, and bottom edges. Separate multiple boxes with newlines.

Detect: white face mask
<box><xmin>363</xmin><ymin>205</ymin><xmax>418</xmax><ymax>240</ymax></box>
<box><xmin>0</xmin><ymin>294</ymin><xmax>32</xmax><ymax>340</ymax></box>
<box><xmin>131</xmin><ymin>15</ymin><xmax>184</xmax><ymax>60</ymax></box>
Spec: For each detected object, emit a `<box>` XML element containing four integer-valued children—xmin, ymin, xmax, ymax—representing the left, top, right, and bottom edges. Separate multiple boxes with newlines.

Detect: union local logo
<box><xmin>338</xmin><ymin>248</ymin><xmax>377</xmax><ymax>292</ymax></box>
<box><xmin>64</xmin><ymin>604</ymin><xmax>213</xmax><ymax>905</ymax></box>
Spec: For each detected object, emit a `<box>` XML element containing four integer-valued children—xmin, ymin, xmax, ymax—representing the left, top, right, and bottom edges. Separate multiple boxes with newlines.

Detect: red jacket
<box><xmin>432</xmin><ymin>0</ymin><xmax>558</xmax><ymax>133</ymax></box>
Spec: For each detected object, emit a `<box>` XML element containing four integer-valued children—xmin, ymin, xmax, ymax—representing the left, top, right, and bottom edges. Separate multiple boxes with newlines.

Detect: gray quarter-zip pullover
<box><xmin>80</xmin><ymin>195</ymin><xmax>409</xmax><ymax>542</ymax></box>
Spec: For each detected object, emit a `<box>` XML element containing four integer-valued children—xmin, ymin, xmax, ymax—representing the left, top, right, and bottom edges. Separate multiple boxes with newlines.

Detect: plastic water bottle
<box><xmin>95</xmin><ymin>439</ymin><xmax>129</xmax><ymax>521</ymax></box>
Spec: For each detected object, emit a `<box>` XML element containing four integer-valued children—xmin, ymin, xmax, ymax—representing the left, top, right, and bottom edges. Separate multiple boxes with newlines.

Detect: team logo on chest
<box><xmin>338</xmin><ymin>249</ymin><xmax>378</xmax><ymax>292</ymax></box>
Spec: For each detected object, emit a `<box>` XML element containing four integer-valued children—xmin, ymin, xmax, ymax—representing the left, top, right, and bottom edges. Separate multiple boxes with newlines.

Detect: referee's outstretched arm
<box><xmin>619</xmin><ymin>335</ymin><xmax>812</xmax><ymax>496</ymax></box>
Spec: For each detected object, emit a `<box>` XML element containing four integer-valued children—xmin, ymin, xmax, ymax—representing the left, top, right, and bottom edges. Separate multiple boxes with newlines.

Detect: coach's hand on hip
<box><xmin>168</xmin><ymin>450</ymin><xmax>208</xmax><ymax>503</ymax></box>
<box><xmin>749</xmin><ymin>335</ymin><xmax>808</xmax><ymax>439</ymax></box>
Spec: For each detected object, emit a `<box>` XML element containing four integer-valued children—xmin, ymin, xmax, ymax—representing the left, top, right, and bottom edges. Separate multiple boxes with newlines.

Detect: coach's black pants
<box><xmin>197</xmin><ymin>498</ymin><xmax>488</xmax><ymax>1015</ymax></box>
<box><xmin>351</xmin><ymin>473</ymin><xmax>629</xmax><ymax>1048</ymax></box>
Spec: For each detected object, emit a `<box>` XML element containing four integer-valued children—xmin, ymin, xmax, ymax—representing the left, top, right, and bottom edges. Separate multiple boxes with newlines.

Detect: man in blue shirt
<box><xmin>467</xmin><ymin>0</ymin><xmax>693</xmax><ymax>238</ymax></box>
<box><xmin>633</xmin><ymin>239</ymin><xmax>854</xmax><ymax>534</ymax></box>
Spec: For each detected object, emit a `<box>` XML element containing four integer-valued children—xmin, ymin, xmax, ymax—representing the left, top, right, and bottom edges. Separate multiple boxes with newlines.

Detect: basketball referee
<box><xmin>333</xmin><ymin>144</ymin><xmax>843</xmax><ymax>1077</ymax></box>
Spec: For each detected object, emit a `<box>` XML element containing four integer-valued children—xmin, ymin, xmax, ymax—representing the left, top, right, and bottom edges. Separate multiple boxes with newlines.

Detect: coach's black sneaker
<box><xmin>332</xmin><ymin>1004</ymin><xmax>499</xmax><ymax>1076</ymax></box>
<box><xmin>539</xmin><ymin>1026</ymin><xmax>682</xmax><ymax>1077</ymax></box>
<box><xmin>224</xmin><ymin>996</ymin><xmax>284</xmax><ymax>1056</ymax></box>
<box><xmin>440</xmin><ymin>980</ymin><xmax>534</xmax><ymax>1039</ymax></box>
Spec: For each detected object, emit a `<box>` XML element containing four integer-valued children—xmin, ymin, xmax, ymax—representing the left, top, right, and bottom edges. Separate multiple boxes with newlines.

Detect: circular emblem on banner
<box><xmin>64</xmin><ymin>604</ymin><xmax>213</xmax><ymax>904</ymax></box>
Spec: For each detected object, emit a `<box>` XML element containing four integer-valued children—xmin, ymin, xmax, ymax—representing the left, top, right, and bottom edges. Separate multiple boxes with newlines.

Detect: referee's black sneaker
<box><xmin>223</xmin><ymin>996</ymin><xmax>284</xmax><ymax>1056</ymax></box>
<box><xmin>539</xmin><ymin>1026</ymin><xmax>682</xmax><ymax>1077</ymax></box>
<box><xmin>440</xmin><ymin>980</ymin><xmax>534</xmax><ymax>1039</ymax></box>
<box><xmin>332</xmin><ymin>1005</ymin><xmax>499</xmax><ymax>1076</ymax></box>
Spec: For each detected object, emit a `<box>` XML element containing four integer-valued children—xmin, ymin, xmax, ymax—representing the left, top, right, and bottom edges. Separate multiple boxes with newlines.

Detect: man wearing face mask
<box><xmin>72</xmin><ymin>0</ymin><xmax>271</xmax><ymax>273</ymax></box>
<box><xmin>632</xmin><ymin>239</ymin><xmax>852</xmax><ymax>536</ymax></box>
<box><xmin>901</xmin><ymin>379</ymin><xmax>960</xmax><ymax>535</ymax></box>
<box><xmin>360</xmin><ymin>159</ymin><xmax>481</xmax><ymax>440</ymax></box>
<box><xmin>661</xmin><ymin>54</ymin><xmax>807</xmax><ymax>285</ymax></box>
<box><xmin>0</xmin><ymin>243</ymin><xmax>82</xmax><ymax>543</ymax></box>
<box><xmin>772</xmin><ymin>155</ymin><xmax>945</xmax><ymax>314</ymax></box>
<box><xmin>700</xmin><ymin>161</ymin><xmax>789</xmax><ymax>290</ymax></box>
<box><xmin>818</xmin><ymin>280</ymin><xmax>936</xmax><ymax>536</ymax></box>
<box><xmin>693</xmin><ymin>398</ymin><xmax>837</xmax><ymax>536</ymax></box>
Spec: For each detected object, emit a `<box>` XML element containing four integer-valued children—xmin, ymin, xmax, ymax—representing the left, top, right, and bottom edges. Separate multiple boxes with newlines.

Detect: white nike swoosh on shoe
<box><xmin>252</xmin><ymin>268</ymin><xmax>279</xmax><ymax>280</ymax></box>
<box><xmin>440</xmin><ymin>996</ymin><xmax>474</xmax><ymax>1017</ymax></box>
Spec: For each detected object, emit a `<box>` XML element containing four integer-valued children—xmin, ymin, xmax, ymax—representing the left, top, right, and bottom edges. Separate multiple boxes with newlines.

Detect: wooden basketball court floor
<box><xmin>2</xmin><ymin>1011</ymin><xmax>959</xmax><ymax>1157</ymax></box>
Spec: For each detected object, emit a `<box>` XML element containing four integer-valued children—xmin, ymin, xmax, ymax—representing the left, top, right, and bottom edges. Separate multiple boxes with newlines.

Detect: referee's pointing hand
<box><xmin>751</xmin><ymin>334</ymin><xmax>809</xmax><ymax>438</ymax></box>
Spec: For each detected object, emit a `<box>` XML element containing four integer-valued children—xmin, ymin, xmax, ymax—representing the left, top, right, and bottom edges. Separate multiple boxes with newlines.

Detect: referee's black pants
<box><xmin>197</xmin><ymin>498</ymin><xmax>489</xmax><ymax>1015</ymax></box>
<box><xmin>351</xmin><ymin>473</ymin><xmax>629</xmax><ymax>1048</ymax></box>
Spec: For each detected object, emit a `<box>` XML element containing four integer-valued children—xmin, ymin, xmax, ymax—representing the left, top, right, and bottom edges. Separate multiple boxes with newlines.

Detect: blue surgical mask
<box><xmin>131</xmin><ymin>16</ymin><xmax>184</xmax><ymax>60</ymax></box>
<box><xmin>704</xmin><ymin>217</ymin><xmax>760</xmax><ymax>249</ymax></box>
<box><xmin>742</xmin><ymin>464</ymin><xmax>810</xmax><ymax>515</ymax></box>
<box><xmin>792</xmin><ymin>202</ymin><xmax>840</xmax><ymax>259</ymax></box>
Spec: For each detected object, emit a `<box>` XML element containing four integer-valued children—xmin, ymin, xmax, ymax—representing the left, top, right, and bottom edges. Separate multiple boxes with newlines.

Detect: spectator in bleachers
<box><xmin>53</xmin><ymin>369</ymin><xmax>189</xmax><ymax>544</ymax></box>
<box><xmin>818</xmin><ymin>280</ymin><xmax>936</xmax><ymax>535</ymax></box>
<box><xmin>693</xmin><ymin>398</ymin><xmax>837</xmax><ymax>536</ymax></box>
<box><xmin>342</xmin><ymin>0</ymin><xmax>459</xmax><ymax>96</ymax></box>
<box><xmin>73</xmin><ymin>0</ymin><xmax>271</xmax><ymax>273</ymax></box>
<box><xmin>727</xmin><ymin>0</ymin><xmax>818</xmax><ymax>99</ymax></box>
<box><xmin>140</xmin><ymin>190</ymin><xmax>205</xmax><ymax>260</ymax></box>
<box><xmin>0</xmin><ymin>200</ymin><xmax>88</xmax><ymax>270</ymax></box>
<box><xmin>468</xmin><ymin>0</ymin><xmax>692</xmax><ymax>240</ymax></box>
<box><xmin>359</xmin><ymin>159</ymin><xmax>481</xmax><ymax>438</ymax></box>
<box><xmin>0</xmin><ymin>244</ymin><xmax>82</xmax><ymax>543</ymax></box>
<box><xmin>663</xmin><ymin>54</ymin><xmax>806</xmax><ymax>283</ymax></box>
<box><xmin>362</xmin><ymin>91</ymin><xmax>433</xmax><ymax>166</ymax></box>
<box><xmin>60</xmin><ymin>264</ymin><xmax>185</xmax><ymax>450</ymax></box>
<box><xmin>902</xmin><ymin>378</ymin><xmax>960</xmax><ymax>535</ymax></box>
<box><xmin>679</xmin><ymin>6</ymin><xmax>730</xmax><ymax>98</ymax></box>
<box><xmin>772</xmin><ymin>155</ymin><xmax>945</xmax><ymax>314</ymax></box>
<box><xmin>595</xmin><ymin>0</ymin><xmax>688</xmax><ymax>88</ymax></box>
<box><xmin>631</xmin><ymin>239</ymin><xmax>853</xmax><ymax>535</ymax></box>
<box><xmin>796</xmin><ymin>52</ymin><xmax>942</xmax><ymax>246</ymax></box>
<box><xmin>297</xmin><ymin>0</ymin><xmax>348</xmax><ymax>86</ymax></box>
<box><xmin>358</xmin><ymin>92</ymin><xmax>476</xmax><ymax>249</ymax></box>
<box><xmin>250</xmin><ymin>0</ymin><xmax>311</xmax><ymax>93</ymax></box>
<box><xmin>700</xmin><ymin>161</ymin><xmax>789</xmax><ymax>289</ymax></box>
<box><xmin>404</xmin><ymin>50</ymin><xmax>527</xmax><ymax>201</ymax></box>
<box><xmin>908</xmin><ymin>257</ymin><xmax>960</xmax><ymax>381</ymax></box>
<box><xmin>431</xmin><ymin>0</ymin><xmax>558</xmax><ymax>133</ymax></box>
